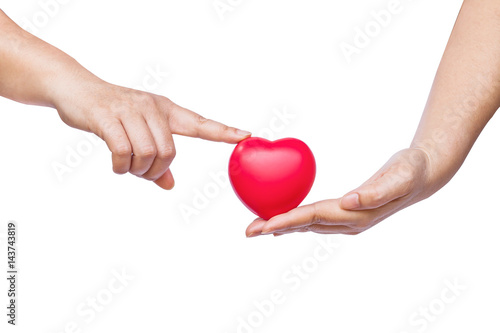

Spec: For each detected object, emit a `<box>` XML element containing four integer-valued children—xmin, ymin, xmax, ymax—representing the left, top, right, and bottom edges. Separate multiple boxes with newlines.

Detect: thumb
<box><xmin>340</xmin><ymin>174</ymin><xmax>411</xmax><ymax>210</ymax></box>
<box><xmin>154</xmin><ymin>168</ymin><xmax>175</xmax><ymax>190</ymax></box>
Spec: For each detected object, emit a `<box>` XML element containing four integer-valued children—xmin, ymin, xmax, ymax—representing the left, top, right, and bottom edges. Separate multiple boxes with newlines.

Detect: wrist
<box><xmin>409</xmin><ymin>140</ymin><xmax>457</xmax><ymax>201</ymax></box>
<box><xmin>48</xmin><ymin>60</ymin><xmax>107</xmax><ymax>110</ymax></box>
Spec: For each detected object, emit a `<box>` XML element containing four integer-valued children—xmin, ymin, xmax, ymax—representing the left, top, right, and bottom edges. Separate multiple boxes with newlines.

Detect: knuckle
<box><xmin>112</xmin><ymin>144</ymin><xmax>132</xmax><ymax>158</ymax></box>
<box><xmin>391</xmin><ymin>163</ymin><xmax>413</xmax><ymax>185</ymax></box>
<box><xmin>97</xmin><ymin>117</ymin><xmax>116</xmax><ymax>133</ymax></box>
<box><xmin>311</xmin><ymin>203</ymin><xmax>324</xmax><ymax>224</ymax></box>
<box><xmin>390</xmin><ymin>163</ymin><xmax>416</xmax><ymax>193</ymax></box>
<box><xmin>141</xmin><ymin>94</ymin><xmax>157</xmax><ymax>110</ymax></box>
<box><xmin>196</xmin><ymin>115</ymin><xmax>209</xmax><ymax>127</ymax></box>
<box><xmin>160</xmin><ymin>97</ymin><xmax>175</xmax><ymax>118</ymax></box>
<box><xmin>109</xmin><ymin>91</ymin><xmax>157</xmax><ymax>118</ymax></box>
<box><xmin>108</xmin><ymin>98</ymin><xmax>131</xmax><ymax>116</ymax></box>
<box><xmin>157</xmin><ymin>145</ymin><xmax>176</xmax><ymax>160</ymax></box>
<box><xmin>218</xmin><ymin>123</ymin><xmax>231</xmax><ymax>132</ymax></box>
<box><xmin>366</xmin><ymin>186</ymin><xmax>385</xmax><ymax>207</ymax></box>
<box><xmin>131</xmin><ymin>90</ymin><xmax>155</xmax><ymax>105</ymax></box>
<box><xmin>160</xmin><ymin>96</ymin><xmax>173</xmax><ymax>108</ymax></box>
<box><xmin>137</xmin><ymin>145</ymin><xmax>157</xmax><ymax>159</ymax></box>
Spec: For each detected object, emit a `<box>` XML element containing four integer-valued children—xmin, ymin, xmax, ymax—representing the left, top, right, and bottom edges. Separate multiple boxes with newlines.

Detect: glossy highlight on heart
<box><xmin>229</xmin><ymin>137</ymin><xmax>316</xmax><ymax>220</ymax></box>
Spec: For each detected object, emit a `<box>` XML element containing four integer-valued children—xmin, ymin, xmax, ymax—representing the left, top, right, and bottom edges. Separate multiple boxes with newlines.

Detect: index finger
<box><xmin>260</xmin><ymin>204</ymin><xmax>320</xmax><ymax>235</ymax></box>
<box><xmin>167</xmin><ymin>102</ymin><xmax>251</xmax><ymax>143</ymax></box>
<box><xmin>260</xmin><ymin>200</ymin><xmax>355</xmax><ymax>235</ymax></box>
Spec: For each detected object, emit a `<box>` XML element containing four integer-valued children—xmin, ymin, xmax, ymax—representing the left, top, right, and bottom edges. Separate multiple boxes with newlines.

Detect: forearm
<box><xmin>0</xmin><ymin>9</ymin><xmax>102</xmax><ymax>108</ymax></box>
<box><xmin>411</xmin><ymin>0</ymin><xmax>500</xmax><ymax>194</ymax></box>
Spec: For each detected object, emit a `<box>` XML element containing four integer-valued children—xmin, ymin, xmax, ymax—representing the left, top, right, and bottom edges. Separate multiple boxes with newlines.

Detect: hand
<box><xmin>54</xmin><ymin>80</ymin><xmax>250</xmax><ymax>189</ymax></box>
<box><xmin>246</xmin><ymin>148</ymin><xmax>434</xmax><ymax>237</ymax></box>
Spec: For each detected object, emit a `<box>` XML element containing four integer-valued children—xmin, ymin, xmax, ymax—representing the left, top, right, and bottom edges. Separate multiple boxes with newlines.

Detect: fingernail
<box><xmin>236</xmin><ymin>129</ymin><xmax>252</xmax><ymax>137</ymax></box>
<box><xmin>260</xmin><ymin>230</ymin><xmax>273</xmax><ymax>235</ymax></box>
<box><xmin>342</xmin><ymin>193</ymin><xmax>360</xmax><ymax>209</ymax></box>
<box><xmin>247</xmin><ymin>232</ymin><xmax>257</xmax><ymax>238</ymax></box>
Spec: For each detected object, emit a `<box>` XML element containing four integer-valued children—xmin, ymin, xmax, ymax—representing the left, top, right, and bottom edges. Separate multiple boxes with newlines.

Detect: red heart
<box><xmin>228</xmin><ymin>137</ymin><xmax>316</xmax><ymax>220</ymax></box>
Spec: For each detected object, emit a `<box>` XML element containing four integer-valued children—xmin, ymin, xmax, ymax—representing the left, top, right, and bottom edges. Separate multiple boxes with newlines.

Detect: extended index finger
<box><xmin>166</xmin><ymin>102</ymin><xmax>251</xmax><ymax>143</ymax></box>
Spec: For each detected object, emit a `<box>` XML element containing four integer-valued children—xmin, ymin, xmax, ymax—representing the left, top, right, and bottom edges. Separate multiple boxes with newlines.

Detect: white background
<box><xmin>1</xmin><ymin>0</ymin><xmax>499</xmax><ymax>332</ymax></box>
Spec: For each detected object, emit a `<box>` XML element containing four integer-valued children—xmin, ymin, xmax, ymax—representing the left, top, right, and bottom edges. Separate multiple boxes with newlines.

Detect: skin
<box><xmin>247</xmin><ymin>0</ymin><xmax>500</xmax><ymax>237</ymax></box>
<box><xmin>1</xmin><ymin>3</ymin><xmax>499</xmax><ymax>235</ymax></box>
<box><xmin>0</xmin><ymin>9</ymin><xmax>251</xmax><ymax>190</ymax></box>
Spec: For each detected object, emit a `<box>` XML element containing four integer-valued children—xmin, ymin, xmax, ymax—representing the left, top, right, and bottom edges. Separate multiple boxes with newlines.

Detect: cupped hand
<box><xmin>54</xmin><ymin>80</ymin><xmax>250</xmax><ymax>189</ymax></box>
<box><xmin>246</xmin><ymin>148</ymin><xmax>434</xmax><ymax>237</ymax></box>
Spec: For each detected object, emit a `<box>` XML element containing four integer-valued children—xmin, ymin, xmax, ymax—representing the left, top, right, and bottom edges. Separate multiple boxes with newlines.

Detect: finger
<box><xmin>273</xmin><ymin>227</ymin><xmax>308</xmax><ymax>237</ymax></box>
<box><xmin>260</xmin><ymin>205</ymin><xmax>317</xmax><ymax>235</ymax></box>
<box><xmin>274</xmin><ymin>226</ymin><xmax>355</xmax><ymax>236</ymax></box>
<box><xmin>167</xmin><ymin>102</ymin><xmax>251</xmax><ymax>143</ymax></box>
<box><xmin>153</xmin><ymin>168</ymin><xmax>175</xmax><ymax>190</ymax></box>
<box><xmin>141</xmin><ymin>113</ymin><xmax>176</xmax><ymax>181</ymax></box>
<box><xmin>247</xmin><ymin>218</ymin><xmax>305</xmax><ymax>237</ymax></box>
<box><xmin>98</xmin><ymin>120</ymin><xmax>132</xmax><ymax>174</ymax></box>
<box><xmin>122</xmin><ymin>115</ymin><xmax>157</xmax><ymax>176</ymax></box>
<box><xmin>246</xmin><ymin>218</ymin><xmax>266</xmax><ymax>237</ymax></box>
<box><xmin>341</xmin><ymin>174</ymin><xmax>412</xmax><ymax>211</ymax></box>
<box><xmin>306</xmin><ymin>224</ymin><xmax>360</xmax><ymax>235</ymax></box>
<box><xmin>260</xmin><ymin>201</ymin><xmax>351</xmax><ymax>235</ymax></box>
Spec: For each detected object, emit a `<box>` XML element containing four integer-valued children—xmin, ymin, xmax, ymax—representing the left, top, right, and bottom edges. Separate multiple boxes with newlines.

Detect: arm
<box><xmin>410</xmin><ymin>0</ymin><xmax>500</xmax><ymax>194</ymax></box>
<box><xmin>0</xmin><ymin>9</ymin><xmax>250</xmax><ymax>189</ymax></box>
<box><xmin>246</xmin><ymin>0</ymin><xmax>500</xmax><ymax>237</ymax></box>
